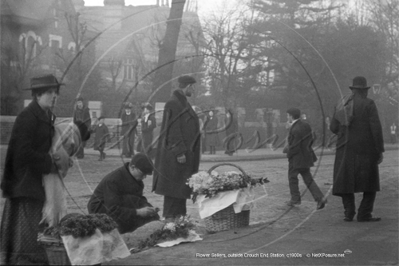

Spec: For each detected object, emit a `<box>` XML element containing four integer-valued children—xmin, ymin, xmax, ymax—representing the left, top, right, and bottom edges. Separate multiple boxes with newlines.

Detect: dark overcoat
<box><xmin>152</xmin><ymin>90</ymin><xmax>200</xmax><ymax>199</ymax></box>
<box><xmin>120</xmin><ymin>111</ymin><xmax>137</xmax><ymax>137</ymax></box>
<box><xmin>87</xmin><ymin>163</ymin><xmax>155</xmax><ymax>234</ymax></box>
<box><xmin>93</xmin><ymin>123</ymin><xmax>109</xmax><ymax>151</ymax></box>
<box><xmin>73</xmin><ymin>105</ymin><xmax>91</xmax><ymax>131</ymax></box>
<box><xmin>287</xmin><ymin>119</ymin><xmax>316</xmax><ymax>169</ymax></box>
<box><xmin>204</xmin><ymin>115</ymin><xmax>220</xmax><ymax>146</ymax></box>
<box><xmin>330</xmin><ymin>93</ymin><xmax>384</xmax><ymax>195</ymax></box>
<box><xmin>140</xmin><ymin>113</ymin><xmax>156</xmax><ymax>151</ymax></box>
<box><xmin>1</xmin><ymin>101</ymin><xmax>54</xmax><ymax>201</ymax></box>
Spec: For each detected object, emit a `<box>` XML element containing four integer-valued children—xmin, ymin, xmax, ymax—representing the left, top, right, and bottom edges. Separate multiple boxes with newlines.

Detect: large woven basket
<box><xmin>203</xmin><ymin>163</ymin><xmax>251</xmax><ymax>232</ymax></box>
<box><xmin>38</xmin><ymin>238</ymin><xmax>71</xmax><ymax>266</ymax></box>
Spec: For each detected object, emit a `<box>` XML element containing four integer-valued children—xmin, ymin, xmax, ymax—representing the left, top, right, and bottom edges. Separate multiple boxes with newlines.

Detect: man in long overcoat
<box><xmin>152</xmin><ymin>75</ymin><xmax>200</xmax><ymax>219</ymax></box>
<box><xmin>73</xmin><ymin>97</ymin><xmax>91</xmax><ymax>159</ymax></box>
<box><xmin>330</xmin><ymin>76</ymin><xmax>384</xmax><ymax>222</ymax></box>
<box><xmin>120</xmin><ymin>103</ymin><xmax>137</xmax><ymax>157</ymax></box>
<box><xmin>285</xmin><ymin>108</ymin><xmax>326</xmax><ymax>210</ymax></box>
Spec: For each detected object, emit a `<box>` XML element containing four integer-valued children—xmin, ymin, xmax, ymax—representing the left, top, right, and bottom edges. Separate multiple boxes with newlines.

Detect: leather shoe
<box><xmin>357</xmin><ymin>217</ymin><xmax>381</xmax><ymax>222</ymax></box>
<box><xmin>285</xmin><ymin>200</ymin><xmax>301</xmax><ymax>207</ymax></box>
<box><xmin>344</xmin><ymin>216</ymin><xmax>353</xmax><ymax>222</ymax></box>
<box><xmin>316</xmin><ymin>199</ymin><xmax>327</xmax><ymax>210</ymax></box>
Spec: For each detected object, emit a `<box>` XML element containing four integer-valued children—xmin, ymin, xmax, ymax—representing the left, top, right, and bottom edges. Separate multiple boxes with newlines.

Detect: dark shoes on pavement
<box><xmin>285</xmin><ymin>200</ymin><xmax>301</xmax><ymax>207</ymax></box>
<box><xmin>344</xmin><ymin>216</ymin><xmax>381</xmax><ymax>222</ymax></box>
<box><xmin>357</xmin><ymin>217</ymin><xmax>381</xmax><ymax>222</ymax></box>
<box><xmin>317</xmin><ymin>199</ymin><xmax>327</xmax><ymax>210</ymax></box>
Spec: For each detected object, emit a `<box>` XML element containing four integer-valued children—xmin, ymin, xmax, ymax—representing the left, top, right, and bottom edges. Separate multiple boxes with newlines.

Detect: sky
<box><xmin>83</xmin><ymin>0</ymin><xmax>236</xmax><ymax>19</ymax></box>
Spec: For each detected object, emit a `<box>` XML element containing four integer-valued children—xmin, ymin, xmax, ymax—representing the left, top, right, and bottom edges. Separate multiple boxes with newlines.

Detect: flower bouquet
<box><xmin>135</xmin><ymin>216</ymin><xmax>202</xmax><ymax>251</ymax></box>
<box><xmin>38</xmin><ymin>213</ymin><xmax>130</xmax><ymax>265</ymax></box>
<box><xmin>187</xmin><ymin>163</ymin><xmax>269</xmax><ymax>232</ymax></box>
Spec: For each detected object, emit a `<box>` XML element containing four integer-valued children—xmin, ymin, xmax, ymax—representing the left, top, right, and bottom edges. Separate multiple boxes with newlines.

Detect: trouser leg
<box><xmin>163</xmin><ymin>196</ymin><xmax>187</xmax><ymax>219</ymax></box>
<box><xmin>357</xmin><ymin>191</ymin><xmax>376</xmax><ymax>220</ymax></box>
<box><xmin>288</xmin><ymin>164</ymin><xmax>301</xmax><ymax>203</ymax></box>
<box><xmin>299</xmin><ymin>168</ymin><xmax>324</xmax><ymax>202</ymax></box>
<box><xmin>341</xmin><ymin>193</ymin><xmax>356</xmax><ymax>219</ymax></box>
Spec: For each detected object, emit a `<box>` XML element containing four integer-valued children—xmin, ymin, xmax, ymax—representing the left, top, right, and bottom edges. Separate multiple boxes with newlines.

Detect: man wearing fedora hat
<box><xmin>87</xmin><ymin>153</ymin><xmax>159</xmax><ymax>234</ymax></box>
<box><xmin>330</xmin><ymin>76</ymin><xmax>384</xmax><ymax>222</ymax></box>
<box><xmin>0</xmin><ymin>74</ymin><xmax>68</xmax><ymax>264</ymax></box>
<box><xmin>153</xmin><ymin>75</ymin><xmax>201</xmax><ymax>220</ymax></box>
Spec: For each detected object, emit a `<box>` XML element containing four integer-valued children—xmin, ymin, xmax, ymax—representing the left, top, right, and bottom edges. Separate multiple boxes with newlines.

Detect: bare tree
<box><xmin>152</xmin><ymin>0</ymin><xmax>187</xmax><ymax>103</ymax></box>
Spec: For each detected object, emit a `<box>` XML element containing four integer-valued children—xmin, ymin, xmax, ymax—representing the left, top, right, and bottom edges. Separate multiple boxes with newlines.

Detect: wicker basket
<box><xmin>38</xmin><ymin>238</ymin><xmax>71</xmax><ymax>266</ymax></box>
<box><xmin>203</xmin><ymin>163</ymin><xmax>251</xmax><ymax>232</ymax></box>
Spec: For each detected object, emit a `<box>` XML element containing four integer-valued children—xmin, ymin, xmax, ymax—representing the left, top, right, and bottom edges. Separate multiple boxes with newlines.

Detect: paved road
<box><xmin>107</xmin><ymin>150</ymin><xmax>398</xmax><ymax>266</ymax></box>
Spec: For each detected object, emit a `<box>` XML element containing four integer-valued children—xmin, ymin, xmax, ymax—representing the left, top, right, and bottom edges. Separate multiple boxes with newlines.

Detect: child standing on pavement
<box><xmin>93</xmin><ymin>116</ymin><xmax>110</xmax><ymax>161</ymax></box>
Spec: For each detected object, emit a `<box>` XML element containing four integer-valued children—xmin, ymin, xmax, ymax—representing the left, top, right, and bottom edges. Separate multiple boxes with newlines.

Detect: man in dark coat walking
<box><xmin>285</xmin><ymin>108</ymin><xmax>326</xmax><ymax>210</ymax></box>
<box><xmin>152</xmin><ymin>75</ymin><xmax>200</xmax><ymax>219</ymax></box>
<box><xmin>330</xmin><ymin>76</ymin><xmax>384</xmax><ymax>222</ymax></box>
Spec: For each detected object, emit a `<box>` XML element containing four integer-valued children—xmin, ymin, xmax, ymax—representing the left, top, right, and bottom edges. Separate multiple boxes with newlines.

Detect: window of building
<box><xmin>123</xmin><ymin>58</ymin><xmax>134</xmax><ymax>80</ymax></box>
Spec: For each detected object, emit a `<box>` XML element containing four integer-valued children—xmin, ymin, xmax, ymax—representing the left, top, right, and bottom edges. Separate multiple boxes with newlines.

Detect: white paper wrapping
<box><xmin>61</xmin><ymin>228</ymin><xmax>130</xmax><ymax>265</ymax></box>
<box><xmin>155</xmin><ymin>230</ymin><xmax>203</xmax><ymax>247</ymax></box>
<box><xmin>197</xmin><ymin>187</ymin><xmax>254</xmax><ymax>219</ymax></box>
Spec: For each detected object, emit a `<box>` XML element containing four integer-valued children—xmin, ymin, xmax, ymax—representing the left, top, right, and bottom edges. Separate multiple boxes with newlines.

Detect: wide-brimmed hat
<box><xmin>178</xmin><ymin>75</ymin><xmax>196</xmax><ymax>85</ymax></box>
<box><xmin>349</xmin><ymin>76</ymin><xmax>370</xmax><ymax>90</ymax></box>
<box><xmin>24</xmin><ymin>74</ymin><xmax>64</xmax><ymax>90</ymax></box>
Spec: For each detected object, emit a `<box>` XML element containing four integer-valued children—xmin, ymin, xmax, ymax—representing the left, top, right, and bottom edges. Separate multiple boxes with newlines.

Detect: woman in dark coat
<box><xmin>204</xmin><ymin>110</ymin><xmax>220</xmax><ymax>154</ymax></box>
<box><xmin>330</xmin><ymin>76</ymin><xmax>384</xmax><ymax>222</ymax></box>
<box><xmin>0</xmin><ymin>74</ymin><xmax>67</xmax><ymax>265</ymax></box>
<box><xmin>73</xmin><ymin>96</ymin><xmax>91</xmax><ymax>159</ymax></box>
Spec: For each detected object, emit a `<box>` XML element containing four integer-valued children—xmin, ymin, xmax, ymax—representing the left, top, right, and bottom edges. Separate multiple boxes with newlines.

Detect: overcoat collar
<box><xmin>28</xmin><ymin>100</ymin><xmax>56</xmax><ymax>124</ymax></box>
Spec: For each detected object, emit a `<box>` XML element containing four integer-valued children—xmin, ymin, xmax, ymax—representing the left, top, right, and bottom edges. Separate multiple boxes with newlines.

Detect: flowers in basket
<box><xmin>136</xmin><ymin>216</ymin><xmax>197</xmax><ymax>250</ymax></box>
<box><xmin>187</xmin><ymin>170</ymin><xmax>269</xmax><ymax>203</ymax></box>
<box><xmin>42</xmin><ymin>213</ymin><xmax>118</xmax><ymax>239</ymax></box>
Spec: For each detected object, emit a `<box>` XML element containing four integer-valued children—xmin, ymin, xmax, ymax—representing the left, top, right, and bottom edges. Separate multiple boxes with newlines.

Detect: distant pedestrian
<box><xmin>138</xmin><ymin>102</ymin><xmax>156</xmax><ymax>157</ymax></box>
<box><xmin>285</xmin><ymin>108</ymin><xmax>326</xmax><ymax>210</ymax></box>
<box><xmin>390</xmin><ymin>122</ymin><xmax>397</xmax><ymax>144</ymax></box>
<box><xmin>330</xmin><ymin>76</ymin><xmax>384</xmax><ymax>222</ymax></box>
<box><xmin>93</xmin><ymin>116</ymin><xmax>110</xmax><ymax>161</ymax></box>
<box><xmin>153</xmin><ymin>75</ymin><xmax>200</xmax><ymax>220</ymax></box>
<box><xmin>224</xmin><ymin>109</ymin><xmax>239</xmax><ymax>156</ymax></box>
<box><xmin>73</xmin><ymin>96</ymin><xmax>91</xmax><ymax>159</ymax></box>
<box><xmin>120</xmin><ymin>102</ymin><xmax>137</xmax><ymax>158</ymax></box>
<box><xmin>204</xmin><ymin>110</ymin><xmax>220</xmax><ymax>155</ymax></box>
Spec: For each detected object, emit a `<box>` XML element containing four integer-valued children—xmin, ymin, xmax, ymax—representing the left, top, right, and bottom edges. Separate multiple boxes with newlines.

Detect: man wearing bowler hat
<box><xmin>153</xmin><ymin>75</ymin><xmax>201</xmax><ymax>220</ymax></box>
<box><xmin>87</xmin><ymin>153</ymin><xmax>159</xmax><ymax>234</ymax></box>
<box><xmin>330</xmin><ymin>76</ymin><xmax>384</xmax><ymax>222</ymax></box>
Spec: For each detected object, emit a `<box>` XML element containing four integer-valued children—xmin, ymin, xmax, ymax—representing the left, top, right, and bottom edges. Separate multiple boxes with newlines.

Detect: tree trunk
<box><xmin>151</xmin><ymin>0</ymin><xmax>186</xmax><ymax>103</ymax></box>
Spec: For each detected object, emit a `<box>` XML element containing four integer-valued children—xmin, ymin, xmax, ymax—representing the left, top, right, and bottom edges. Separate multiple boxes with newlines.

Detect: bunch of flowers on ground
<box><xmin>43</xmin><ymin>213</ymin><xmax>118</xmax><ymax>239</ymax></box>
<box><xmin>187</xmin><ymin>170</ymin><xmax>269</xmax><ymax>202</ymax></box>
<box><xmin>137</xmin><ymin>216</ymin><xmax>196</xmax><ymax>250</ymax></box>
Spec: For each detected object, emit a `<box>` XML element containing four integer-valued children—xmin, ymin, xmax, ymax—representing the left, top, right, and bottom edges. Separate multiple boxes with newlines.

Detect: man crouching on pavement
<box><xmin>87</xmin><ymin>153</ymin><xmax>160</xmax><ymax>234</ymax></box>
